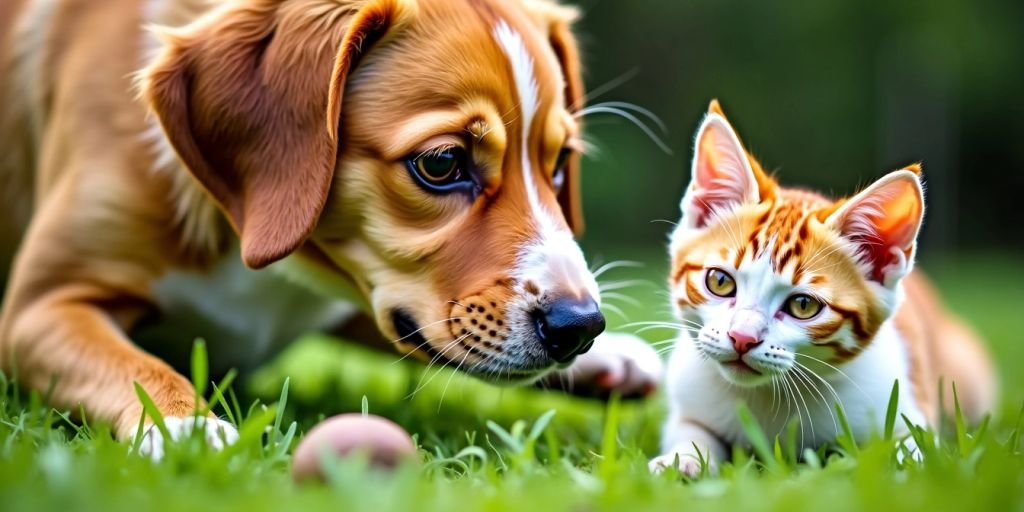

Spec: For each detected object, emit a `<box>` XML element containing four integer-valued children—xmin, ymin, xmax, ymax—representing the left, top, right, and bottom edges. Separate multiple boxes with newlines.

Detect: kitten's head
<box><xmin>669</xmin><ymin>100</ymin><xmax>925</xmax><ymax>387</ymax></box>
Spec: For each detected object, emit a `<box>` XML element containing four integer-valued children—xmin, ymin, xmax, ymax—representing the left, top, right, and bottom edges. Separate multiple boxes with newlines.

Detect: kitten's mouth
<box><xmin>723</xmin><ymin>359</ymin><xmax>762</xmax><ymax>375</ymax></box>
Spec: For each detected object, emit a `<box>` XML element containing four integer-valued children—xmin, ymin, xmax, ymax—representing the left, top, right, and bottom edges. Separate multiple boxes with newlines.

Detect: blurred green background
<box><xmin>570</xmin><ymin>0</ymin><xmax>1024</xmax><ymax>259</ymax></box>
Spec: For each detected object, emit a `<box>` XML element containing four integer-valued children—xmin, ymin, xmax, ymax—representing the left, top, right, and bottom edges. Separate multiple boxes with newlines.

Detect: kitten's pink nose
<box><xmin>729</xmin><ymin>330</ymin><xmax>762</xmax><ymax>355</ymax></box>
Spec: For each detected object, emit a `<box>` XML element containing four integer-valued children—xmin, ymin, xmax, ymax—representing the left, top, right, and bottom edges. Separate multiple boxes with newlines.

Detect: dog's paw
<box><xmin>133</xmin><ymin>416</ymin><xmax>239</xmax><ymax>461</ymax></box>
<box><xmin>648</xmin><ymin>452</ymin><xmax>712</xmax><ymax>478</ymax></box>
<box><xmin>549</xmin><ymin>332</ymin><xmax>663</xmax><ymax>399</ymax></box>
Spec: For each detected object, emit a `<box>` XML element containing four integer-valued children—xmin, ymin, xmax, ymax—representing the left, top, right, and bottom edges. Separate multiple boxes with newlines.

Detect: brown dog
<box><xmin>0</xmin><ymin>0</ymin><xmax>661</xmax><ymax>458</ymax></box>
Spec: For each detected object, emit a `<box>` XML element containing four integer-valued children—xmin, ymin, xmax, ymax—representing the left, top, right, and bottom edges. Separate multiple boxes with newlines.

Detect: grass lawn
<box><xmin>1</xmin><ymin>251</ymin><xmax>1022</xmax><ymax>511</ymax></box>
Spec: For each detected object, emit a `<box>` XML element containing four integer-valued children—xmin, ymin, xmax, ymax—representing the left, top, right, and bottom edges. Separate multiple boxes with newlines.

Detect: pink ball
<box><xmin>291</xmin><ymin>413</ymin><xmax>417</xmax><ymax>481</ymax></box>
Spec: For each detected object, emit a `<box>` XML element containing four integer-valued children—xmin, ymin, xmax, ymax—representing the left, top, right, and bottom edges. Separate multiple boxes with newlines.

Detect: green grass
<box><xmin>1</xmin><ymin>252</ymin><xmax>1022</xmax><ymax>511</ymax></box>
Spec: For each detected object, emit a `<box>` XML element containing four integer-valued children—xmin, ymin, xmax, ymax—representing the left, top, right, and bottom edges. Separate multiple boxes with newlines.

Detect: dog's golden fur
<box><xmin>0</xmin><ymin>0</ymin><xmax>651</xmax><ymax>443</ymax></box>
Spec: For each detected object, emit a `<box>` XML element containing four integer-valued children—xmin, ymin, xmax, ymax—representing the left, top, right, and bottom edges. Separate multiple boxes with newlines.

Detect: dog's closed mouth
<box><xmin>392</xmin><ymin>309</ymin><xmax>456</xmax><ymax>367</ymax></box>
<box><xmin>391</xmin><ymin>308</ymin><xmax>558</xmax><ymax>382</ymax></box>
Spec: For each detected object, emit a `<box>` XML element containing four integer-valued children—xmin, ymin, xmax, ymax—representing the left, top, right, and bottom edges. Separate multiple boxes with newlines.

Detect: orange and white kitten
<box><xmin>649</xmin><ymin>101</ymin><xmax>997</xmax><ymax>476</ymax></box>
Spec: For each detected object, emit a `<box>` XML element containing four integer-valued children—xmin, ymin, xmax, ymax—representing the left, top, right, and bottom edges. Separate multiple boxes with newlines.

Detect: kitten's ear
<box><xmin>681</xmin><ymin>100</ymin><xmax>761</xmax><ymax>229</ymax></box>
<box><xmin>826</xmin><ymin>167</ymin><xmax>925</xmax><ymax>287</ymax></box>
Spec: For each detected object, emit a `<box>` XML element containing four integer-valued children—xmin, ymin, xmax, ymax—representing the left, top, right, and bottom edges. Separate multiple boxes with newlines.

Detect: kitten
<box><xmin>649</xmin><ymin>101</ymin><xmax>997</xmax><ymax>476</ymax></box>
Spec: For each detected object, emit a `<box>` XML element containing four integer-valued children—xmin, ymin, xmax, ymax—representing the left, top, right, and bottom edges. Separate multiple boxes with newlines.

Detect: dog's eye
<box><xmin>552</xmin><ymin>148</ymin><xmax>571</xmax><ymax>192</ymax></box>
<box><xmin>413</xmin><ymin>148</ymin><xmax>464</xmax><ymax>183</ymax></box>
<box><xmin>406</xmin><ymin>148</ymin><xmax>475</xmax><ymax>193</ymax></box>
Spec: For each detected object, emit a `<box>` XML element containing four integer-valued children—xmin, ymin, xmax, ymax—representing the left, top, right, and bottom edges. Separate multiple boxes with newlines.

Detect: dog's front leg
<box><xmin>0</xmin><ymin>190</ymin><xmax>236</xmax><ymax>459</ymax></box>
<box><xmin>540</xmin><ymin>332</ymin><xmax>663</xmax><ymax>399</ymax></box>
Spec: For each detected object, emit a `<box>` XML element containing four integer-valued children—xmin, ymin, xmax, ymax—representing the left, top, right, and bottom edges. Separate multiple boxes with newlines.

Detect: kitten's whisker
<box><xmin>782</xmin><ymin>375</ymin><xmax>805</xmax><ymax>449</ymax></box>
<box><xmin>794</xmin><ymin>364</ymin><xmax>840</xmax><ymax>434</ymax></box>
<box><xmin>793</xmin><ymin>371</ymin><xmax>817</xmax><ymax>442</ymax></box>
<box><xmin>794</xmin><ymin>365</ymin><xmax>837</xmax><ymax>436</ymax></box>
<box><xmin>795</xmin><ymin>352</ymin><xmax>870</xmax><ymax>400</ymax></box>
<box><xmin>770</xmin><ymin>376</ymin><xmax>782</xmax><ymax>422</ymax></box>
<box><xmin>794</xmin><ymin>360</ymin><xmax>846</xmax><ymax>416</ymax></box>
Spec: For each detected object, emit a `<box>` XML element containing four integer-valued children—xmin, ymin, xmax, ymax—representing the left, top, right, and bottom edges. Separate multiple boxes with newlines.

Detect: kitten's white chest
<box><xmin>664</xmin><ymin>322</ymin><xmax>927</xmax><ymax>450</ymax></box>
<box><xmin>136</xmin><ymin>248</ymin><xmax>359</xmax><ymax>373</ymax></box>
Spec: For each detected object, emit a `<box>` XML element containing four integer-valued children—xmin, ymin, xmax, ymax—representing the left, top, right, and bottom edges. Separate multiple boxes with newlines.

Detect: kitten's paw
<box><xmin>133</xmin><ymin>416</ymin><xmax>239</xmax><ymax>461</ymax></box>
<box><xmin>550</xmin><ymin>332</ymin><xmax>663</xmax><ymax>399</ymax></box>
<box><xmin>648</xmin><ymin>452</ymin><xmax>712</xmax><ymax>478</ymax></box>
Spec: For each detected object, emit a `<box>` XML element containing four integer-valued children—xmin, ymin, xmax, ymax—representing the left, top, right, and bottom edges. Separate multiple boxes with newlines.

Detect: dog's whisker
<box><xmin>406</xmin><ymin>334</ymin><xmax>469</xmax><ymax>399</ymax></box>
<box><xmin>598</xmin><ymin>292</ymin><xmax>643</xmax><ymax>307</ymax></box>
<box><xmin>572</xmin><ymin>67</ymin><xmax>639</xmax><ymax>110</ymax></box>
<box><xmin>585</xmin><ymin>101</ymin><xmax>668</xmax><ymax>134</ymax></box>
<box><xmin>597</xmin><ymin>279</ymin><xmax>650</xmax><ymax>292</ymax></box>
<box><xmin>573</xmin><ymin>105</ymin><xmax>673</xmax><ymax>155</ymax></box>
<box><xmin>437</xmin><ymin>349</ymin><xmax>474</xmax><ymax>412</ymax></box>
<box><xmin>590</xmin><ymin>259</ymin><xmax>644</xmax><ymax>279</ymax></box>
<box><xmin>390</xmin><ymin>317</ymin><xmax>466</xmax><ymax>346</ymax></box>
<box><xmin>600</xmin><ymin>302</ymin><xmax>627</xmax><ymax>321</ymax></box>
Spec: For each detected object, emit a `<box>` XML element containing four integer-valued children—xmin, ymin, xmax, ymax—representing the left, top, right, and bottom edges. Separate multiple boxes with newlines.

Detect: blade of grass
<box><xmin>1008</xmin><ymin>401</ymin><xmax>1024</xmax><ymax>453</ymax></box>
<box><xmin>528</xmin><ymin>410</ymin><xmax>556</xmax><ymax>443</ymax></box>
<box><xmin>133</xmin><ymin>382</ymin><xmax>171</xmax><ymax>442</ymax></box>
<box><xmin>202</xmin><ymin>369</ymin><xmax>237</xmax><ymax>420</ymax></box>
<box><xmin>220</xmin><ymin>406</ymin><xmax>277</xmax><ymax>460</ymax></box>
<box><xmin>211</xmin><ymin>381</ymin><xmax>237</xmax><ymax>426</ymax></box>
<box><xmin>834</xmin><ymin>401</ymin><xmax>859</xmax><ymax>455</ymax></box>
<box><xmin>272</xmin><ymin>378</ymin><xmax>290</xmax><ymax>442</ymax></box>
<box><xmin>191</xmin><ymin>339</ymin><xmax>208</xmax><ymax>408</ymax></box>
<box><xmin>598</xmin><ymin>393</ymin><xmax>622</xmax><ymax>480</ymax></box>
<box><xmin>952</xmin><ymin>382</ymin><xmax>969</xmax><ymax>457</ymax></box>
<box><xmin>736</xmin><ymin>402</ymin><xmax>779</xmax><ymax>472</ymax></box>
<box><xmin>884</xmin><ymin>379</ymin><xmax>900</xmax><ymax>441</ymax></box>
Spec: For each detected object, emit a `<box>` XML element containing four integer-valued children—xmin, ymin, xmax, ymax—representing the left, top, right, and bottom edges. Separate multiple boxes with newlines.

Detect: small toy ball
<box><xmin>291</xmin><ymin>413</ymin><xmax>417</xmax><ymax>481</ymax></box>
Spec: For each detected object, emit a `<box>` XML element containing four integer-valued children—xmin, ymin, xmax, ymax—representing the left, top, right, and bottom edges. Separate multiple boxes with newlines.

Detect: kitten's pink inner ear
<box><xmin>830</xmin><ymin>170</ymin><xmax>924</xmax><ymax>283</ymax></box>
<box><xmin>685</xmin><ymin>116</ymin><xmax>759</xmax><ymax>228</ymax></box>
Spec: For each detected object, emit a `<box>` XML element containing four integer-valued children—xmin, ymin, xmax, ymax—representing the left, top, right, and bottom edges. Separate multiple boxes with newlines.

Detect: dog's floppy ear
<box><xmin>529</xmin><ymin>2</ymin><xmax>585</xmax><ymax>236</ymax></box>
<box><xmin>142</xmin><ymin>0</ymin><xmax>411</xmax><ymax>268</ymax></box>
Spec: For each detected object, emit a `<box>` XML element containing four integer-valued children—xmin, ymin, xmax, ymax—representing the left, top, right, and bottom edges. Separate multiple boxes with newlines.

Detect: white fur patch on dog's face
<box><xmin>493</xmin><ymin>20</ymin><xmax>544</xmax><ymax>222</ymax></box>
<box><xmin>492</xmin><ymin>20</ymin><xmax>599</xmax><ymax>310</ymax></box>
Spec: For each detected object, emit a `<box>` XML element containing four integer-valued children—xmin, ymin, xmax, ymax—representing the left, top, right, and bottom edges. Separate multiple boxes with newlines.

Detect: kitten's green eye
<box><xmin>705</xmin><ymin>268</ymin><xmax>736</xmax><ymax>297</ymax></box>
<box><xmin>785</xmin><ymin>294</ymin><xmax>823</xmax><ymax>320</ymax></box>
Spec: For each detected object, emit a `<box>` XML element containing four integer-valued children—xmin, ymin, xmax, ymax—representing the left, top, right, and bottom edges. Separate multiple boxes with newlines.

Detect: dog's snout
<box><xmin>533</xmin><ymin>296</ymin><xmax>605</xmax><ymax>363</ymax></box>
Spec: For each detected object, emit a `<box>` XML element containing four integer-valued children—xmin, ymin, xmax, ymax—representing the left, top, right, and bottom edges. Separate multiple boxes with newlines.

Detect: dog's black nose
<box><xmin>533</xmin><ymin>296</ymin><xmax>606</xmax><ymax>363</ymax></box>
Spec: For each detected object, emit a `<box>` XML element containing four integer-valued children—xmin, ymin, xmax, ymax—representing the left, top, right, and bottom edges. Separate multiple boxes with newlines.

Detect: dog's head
<box><xmin>142</xmin><ymin>0</ymin><xmax>604</xmax><ymax>382</ymax></box>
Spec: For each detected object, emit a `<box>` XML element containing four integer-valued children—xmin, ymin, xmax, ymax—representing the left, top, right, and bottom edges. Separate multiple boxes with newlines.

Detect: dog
<box><xmin>0</xmin><ymin>0</ymin><xmax>662</xmax><ymax>458</ymax></box>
